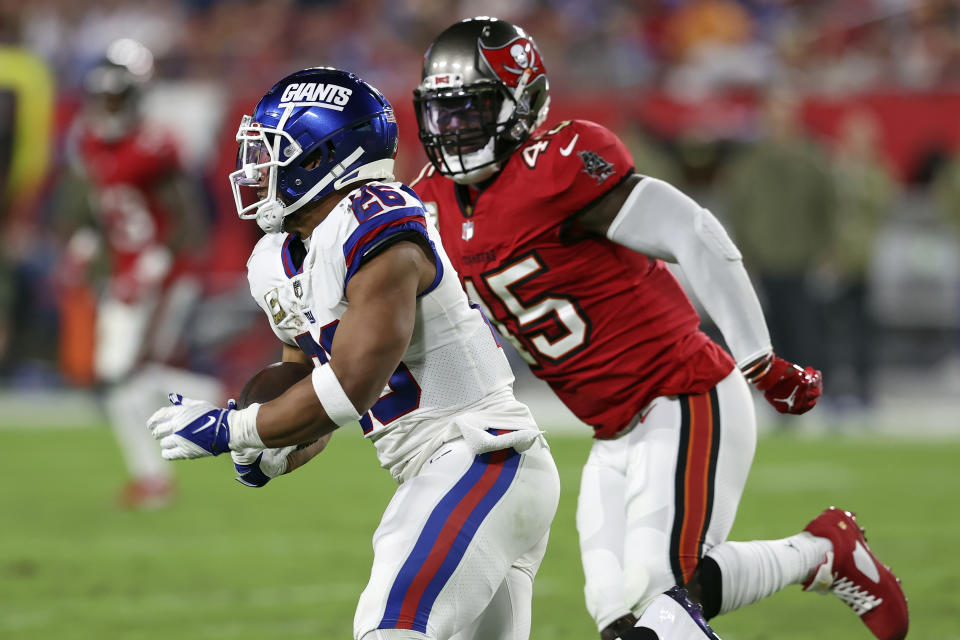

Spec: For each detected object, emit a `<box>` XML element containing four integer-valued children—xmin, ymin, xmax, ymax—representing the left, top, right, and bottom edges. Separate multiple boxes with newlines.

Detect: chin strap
<box><xmin>256</xmin><ymin>199</ymin><xmax>285</xmax><ymax>233</ymax></box>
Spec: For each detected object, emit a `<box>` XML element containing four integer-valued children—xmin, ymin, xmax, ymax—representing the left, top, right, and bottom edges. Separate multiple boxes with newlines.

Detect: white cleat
<box><xmin>631</xmin><ymin>586</ymin><xmax>722</xmax><ymax>639</ymax></box>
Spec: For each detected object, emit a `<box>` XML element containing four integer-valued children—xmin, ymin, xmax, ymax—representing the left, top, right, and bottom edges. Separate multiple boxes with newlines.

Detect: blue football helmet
<box><xmin>230</xmin><ymin>67</ymin><xmax>399</xmax><ymax>233</ymax></box>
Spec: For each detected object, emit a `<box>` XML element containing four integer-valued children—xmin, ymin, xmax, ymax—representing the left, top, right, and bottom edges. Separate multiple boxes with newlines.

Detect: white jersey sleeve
<box><xmin>246</xmin><ymin>233</ymin><xmax>301</xmax><ymax>346</ymax></box>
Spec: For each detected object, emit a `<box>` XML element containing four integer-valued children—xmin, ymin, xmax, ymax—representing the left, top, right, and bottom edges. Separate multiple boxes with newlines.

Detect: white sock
<box><xmin>706</xmin><ymin>533</ymin><xmax>833</xmax><ymax>615</ymax></box>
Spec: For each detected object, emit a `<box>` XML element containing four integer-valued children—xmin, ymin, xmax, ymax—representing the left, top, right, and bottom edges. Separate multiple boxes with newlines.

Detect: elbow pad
<box><xmin>606</xmin><ymin>177</ymin><xmax>740</xmax><ymax>263</ymax></box>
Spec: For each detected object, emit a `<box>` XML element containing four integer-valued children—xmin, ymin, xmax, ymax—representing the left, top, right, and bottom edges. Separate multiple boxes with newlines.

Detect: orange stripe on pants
<box><xmin>674</xmin><ymin>391</ymin><xmax>717</xmax><ymax>583</ymax></box>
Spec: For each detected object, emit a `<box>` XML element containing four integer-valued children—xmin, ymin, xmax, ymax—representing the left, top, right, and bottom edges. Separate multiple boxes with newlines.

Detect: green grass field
<box><xmin>1</xmin><ymin>426</ymin><xmax>956</xmax><ymax>639</ymax></box>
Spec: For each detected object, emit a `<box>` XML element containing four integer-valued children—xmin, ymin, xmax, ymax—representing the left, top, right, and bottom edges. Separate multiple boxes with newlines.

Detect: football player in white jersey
<box><xmin>146</xmin><ymin>67</ymin><xmax>563</xmax><ymax>640</ymax></box>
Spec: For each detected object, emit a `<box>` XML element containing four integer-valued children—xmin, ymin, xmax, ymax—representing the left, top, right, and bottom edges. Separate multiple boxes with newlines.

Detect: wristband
<box><xmin>229</xmin><ymin>404</ymin><xmax>265</xmax><ymax>449</ymax></box>
<box><xmin>311</xmin><ymin>364</ymin><xmax>361</xmax><ymax>427</ymax></box>
<box><xmin>740</xmin><ymin>352</ymin><xmax>774</xmax><ymax>384</ymax></box>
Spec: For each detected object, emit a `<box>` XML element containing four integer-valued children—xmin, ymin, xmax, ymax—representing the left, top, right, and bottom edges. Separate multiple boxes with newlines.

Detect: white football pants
<box><xmin>356</xmin><ymin>435</ymin><xmax>559</xmax><ymax>640</ymax></box>
<box><xmin>104</xmin><ymin>363</ymin><xmax>223</xmax><ymax>479</ymax></box>
<box><xmin>576</xmin><ymin>369</ymin><xmax>756</xmax><ymax>630</ymax></box>
<box><xmin>97</xmin><ymin>276</ymin><xmax>221</xmax><ymax>480</ymax></box>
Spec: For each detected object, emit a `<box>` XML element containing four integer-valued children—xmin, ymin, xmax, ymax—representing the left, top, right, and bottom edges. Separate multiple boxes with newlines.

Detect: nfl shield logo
<box><xmin>462</xmin><ymin>220</ymin><xmax>474</xmax><ymax>241</ymax></box>
<box><xmin>293</xmin><ymin>279</ymin><xmax>303</xmax><ymax>298</ymax></box>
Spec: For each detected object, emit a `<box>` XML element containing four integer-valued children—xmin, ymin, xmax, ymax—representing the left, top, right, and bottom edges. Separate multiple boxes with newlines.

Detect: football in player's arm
<box><xmin>148</xmin><ymin>67</ymin><xmax>560</xmax><ymax>640</ymax></box>
<box><xmin>190</xmin><ymin>232</ymin><xmax>434</xmax><ymax>485</ymax></box>
<box><xmin>148</xmin><ymin>127</ymin><xmax>437</xmax><ymax>473</ymax></box>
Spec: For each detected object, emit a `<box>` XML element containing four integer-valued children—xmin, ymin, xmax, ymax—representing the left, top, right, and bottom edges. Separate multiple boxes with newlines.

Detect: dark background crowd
<box><xmin>2</xmin><ymin>0</ymin><xmax>959</xmax><ymax>425</ymax></box>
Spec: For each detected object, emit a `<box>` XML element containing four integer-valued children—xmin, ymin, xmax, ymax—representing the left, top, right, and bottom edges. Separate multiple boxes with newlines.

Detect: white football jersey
<box><xmin>247</xmin><ymin>181</ymin><xmax>535</xmax><ymax>479</ymax></box>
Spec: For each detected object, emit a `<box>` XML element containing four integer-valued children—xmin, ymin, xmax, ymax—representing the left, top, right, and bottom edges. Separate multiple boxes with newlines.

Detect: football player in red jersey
<box><xmin>410</xmin><ymin>17</ymin><xmax>908</xmax><ymax>640</ymax></box>
<box><xmin>59</xmin><ymin>42</ymin><xmax>221</xmax><ymax>508</ymax></box>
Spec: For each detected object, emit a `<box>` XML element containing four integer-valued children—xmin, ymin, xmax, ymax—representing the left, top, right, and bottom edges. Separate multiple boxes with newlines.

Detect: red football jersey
<box><xmin>412</xmin><ymin>120</ymin><xmax>734</xmax><ymax>438</ymax></box>
<box><xmin>76</xmin><ymin>124</ymin><xmax>184</xmax><ymax>288</ymax></box>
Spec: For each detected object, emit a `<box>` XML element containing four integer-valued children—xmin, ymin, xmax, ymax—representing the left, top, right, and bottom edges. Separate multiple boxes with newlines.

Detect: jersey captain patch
<box><xmin>578</xmin><ymin>150</ymin><xmax>615</xmax><ymax>184</ymax></box>
<box><xmin>264</xmin><ymin>288</ymin><xmax>286</xmax><ymax>325</ymax></box>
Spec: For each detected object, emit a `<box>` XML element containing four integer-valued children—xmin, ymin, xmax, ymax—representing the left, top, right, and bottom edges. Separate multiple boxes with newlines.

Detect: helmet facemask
<box><xmin>415</xmin><ymin>74</ymin><xmax>548</xmax><ymax>185</ymax></box>
<box><xmin>415</xmin><ymin>20</ymin><xmax>551</xmax><ymax>185</ymax></box>
<box><xmin>229</xmin><ymin>113</ymin><xmax>303</xmax><ymax>234</ymax></box>
<box><xmin>416</xmin><ymin>81</ymin><xmax>520</xmax><ymax>184</ymax></box>
<box><xmin>229</xmin><ymin>109</ymin><xmax>372</xmax><ymax>234</ymax></box>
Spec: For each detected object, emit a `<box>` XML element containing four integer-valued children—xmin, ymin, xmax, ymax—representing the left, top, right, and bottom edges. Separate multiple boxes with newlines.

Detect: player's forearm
<box><xmin>253</xmin><ymin>378</ymin><xmax>339</xmax><ymax>447</ymax></box>
<box><xmin>605</xmin><ymin>177</ymin><xmax>771</xmax><ymax>366</ymax></box>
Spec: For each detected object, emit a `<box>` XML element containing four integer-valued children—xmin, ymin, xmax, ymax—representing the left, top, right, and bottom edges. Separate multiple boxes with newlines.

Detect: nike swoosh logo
<box><xmin>193</xmin><ymin>415</ymin><xmax>217</xmax><ymax>434</ymax></box>
<box><xmin>853</xmin><ymin>540</ymin><xmax>881</xmax><ymax>583</ymax></box>
<box><xmin>559</xmin><ymin>134</ymin><xmax>579</xmax><ymax>157</ymax></box>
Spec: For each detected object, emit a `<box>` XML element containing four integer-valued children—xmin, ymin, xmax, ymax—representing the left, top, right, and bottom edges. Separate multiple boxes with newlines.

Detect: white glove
<box><xmin>147</xmin><ymin>394</ymin><xmax>233</xmax><ymax>459</ymax></box>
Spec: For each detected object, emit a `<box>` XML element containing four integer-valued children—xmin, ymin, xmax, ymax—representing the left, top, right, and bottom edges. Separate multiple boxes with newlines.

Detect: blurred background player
<box><xmin>410</xmin><ymin>17</ymin><xmax>907</xmax><ymax>640</ymax></box>
<box><xmin>55</xmin><ymin>40</ymin><xmax>221</xmax><ymax>508</ymax></box>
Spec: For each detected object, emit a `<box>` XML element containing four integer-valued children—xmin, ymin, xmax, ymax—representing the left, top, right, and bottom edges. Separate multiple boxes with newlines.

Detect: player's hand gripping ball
<box><xmin>232</xmin><ymin>361</ymin><xmax>315</xmax><ymax>487</ymax></box>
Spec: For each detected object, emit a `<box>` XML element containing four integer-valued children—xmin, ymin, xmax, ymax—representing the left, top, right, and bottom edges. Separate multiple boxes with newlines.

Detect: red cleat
<box><xmin>118</xmin><ymin>476</ymin><xmax>175</xmax><ymax>510</ymax></box>
<box><xmin>803</xmin><ymin>507</ymin><xmax>909</xmax><ymax>640</ymax></box>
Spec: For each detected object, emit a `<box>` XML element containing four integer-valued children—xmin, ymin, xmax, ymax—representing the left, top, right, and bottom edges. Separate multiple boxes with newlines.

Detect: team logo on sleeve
<box><xmin>578</xmin><ymin>150</ymin><xmax>615</xmax><ymax>184</ymax></box>
<box><xmin>478</xmin><ymin>37</ymin><xmax>545</xmax><ymax>88</ymax></box>
<box><xmin>264</xmin><ymin>288</ymin><xmax>286</xmax><ymax>325</ymax></box>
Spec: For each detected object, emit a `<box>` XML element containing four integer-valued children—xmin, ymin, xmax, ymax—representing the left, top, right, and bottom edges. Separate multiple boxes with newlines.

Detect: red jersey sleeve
<box><xmin>526</xmin><ymin>119</ymin><xmax>634</xmax><ymax>214</ymax></box>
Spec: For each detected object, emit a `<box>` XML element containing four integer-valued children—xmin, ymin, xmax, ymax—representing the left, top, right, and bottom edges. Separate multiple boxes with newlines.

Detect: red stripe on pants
<box><xmin>394</xmin><ymin>449</ymin><xmax>509</xmax><ymax>629</ymax></box>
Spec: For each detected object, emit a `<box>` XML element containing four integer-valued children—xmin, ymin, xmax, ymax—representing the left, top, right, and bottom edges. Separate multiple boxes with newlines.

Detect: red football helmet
<box><xmin>414</xmin><ymin>17</ymin><xmax>550</xmax><ymax>184</ymax></box>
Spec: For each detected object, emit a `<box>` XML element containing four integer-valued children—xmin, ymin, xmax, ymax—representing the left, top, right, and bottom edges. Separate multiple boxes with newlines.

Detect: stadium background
<box><xmin>1</xmin><ymin>1</ymin><xmax>958</xmax><ymax>638</ymax></box>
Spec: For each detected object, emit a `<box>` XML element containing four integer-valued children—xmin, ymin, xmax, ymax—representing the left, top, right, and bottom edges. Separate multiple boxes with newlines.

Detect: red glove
<box><xmin>742</xmin><ymin>353</ymin><xmax>822</xmax><ymax>415</ymax></box>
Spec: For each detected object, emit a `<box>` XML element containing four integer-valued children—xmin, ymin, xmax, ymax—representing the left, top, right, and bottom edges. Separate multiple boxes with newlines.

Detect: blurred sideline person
<box><xmin>145</xmin><ymin>67</ymin><xmax>557</xmax><ymax>640</ymax></box>
<box><xmin>0</xmin><ymin>46</ymin><xmax>54</xmax><ymax>374</ymax></box>
<box><xmin>719</xmin><ymin>86</ymin><xmax>835</xmax><ymax>410</ymax></box>
<box><xmin>410</xmin><ymin>17</ymin><xmax>907</xmax><ymax>640</ymax></box>
<box><xmin>821</xmin><ymin>110</ymin><xmax>895</xmax><ymax>410</ymax></box>
<box><xmin>56</xmin><ymin>41</ymin><xmax>221</xmax><ymax>508</ymax></box>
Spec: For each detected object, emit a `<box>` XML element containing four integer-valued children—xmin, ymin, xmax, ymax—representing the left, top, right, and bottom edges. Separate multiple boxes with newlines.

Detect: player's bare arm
<box><xmin>273</xmin><ymin>341</ymin><xmax>331</xmax><ymax>473</ymax></box>
<box><xmin>576</xmin><ymin>173</ymin><xmax>645</xmax><ymax>236</ymax></box>
<box><xmin>579</xmin><ymin>172</ymin><xmax>822</xmax><ymax>414</ymax></box>
<box><xmin>255</xmin><ymin>238</ymin><xmax>436</xmax><ymax>447</ymax></box>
